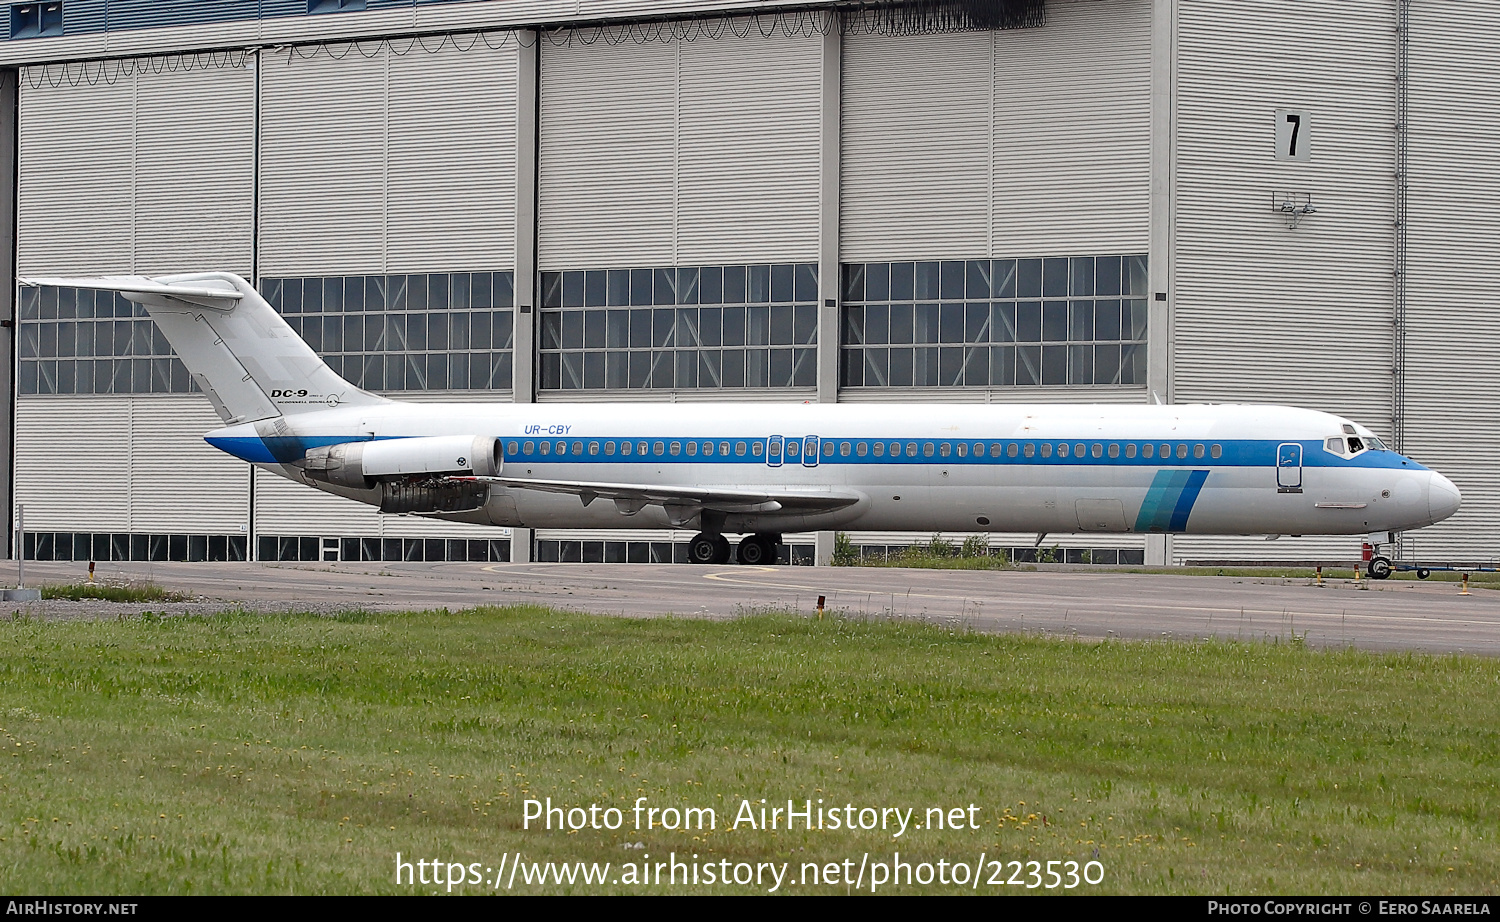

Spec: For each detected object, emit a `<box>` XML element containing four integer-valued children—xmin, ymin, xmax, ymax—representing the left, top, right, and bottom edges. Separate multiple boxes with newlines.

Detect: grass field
<box><xmin>39</xmin><ymin>582</ymin><xmax>188</xmax><ymax>603</ymax></box>
<box><xmin>1</xmin><ymin>606</ymin><xmax>1497</xmax><ymax>895</ymax></box>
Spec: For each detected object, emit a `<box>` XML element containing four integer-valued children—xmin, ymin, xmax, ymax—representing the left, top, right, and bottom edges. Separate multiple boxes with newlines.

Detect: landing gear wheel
<box><xmin>689</xmin><ymin>533</ymin><xmax>731</xmax><ymax>565</ymax></box>
<box><xmin>1368</xmin><ymin>556</ymin><xmax>1393</xmax><ymax>580</ymax></box>
<box><xmin>736</xmin><ymin>534</ymin><xmax>777</xmax><ymax>566</ymax></box>
<box><xmin>1416</xmin><ymin>568</ymin><xmax>1432</xmax><ymax>580</ymax></box>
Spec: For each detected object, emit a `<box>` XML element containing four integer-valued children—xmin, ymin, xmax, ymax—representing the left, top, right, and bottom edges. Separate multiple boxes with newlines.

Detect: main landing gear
<box><xmin>687</xmin><ymin>532</ymin><xmax>783</xmax><ymax>565</ymax></box>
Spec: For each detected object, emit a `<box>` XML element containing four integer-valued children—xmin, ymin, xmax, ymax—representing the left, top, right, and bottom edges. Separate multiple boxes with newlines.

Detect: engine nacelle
<box><xmin>301</xmin><ymin>435</ymin><xmax>503</xmax><ymax>489</ymax></box>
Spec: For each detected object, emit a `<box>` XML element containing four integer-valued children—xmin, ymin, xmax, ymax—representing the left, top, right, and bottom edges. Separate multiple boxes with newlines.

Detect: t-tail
<box><xmin>18</xmin><ymin>271</ymin><xmax>387</xmax><ymax>425</ymax></box>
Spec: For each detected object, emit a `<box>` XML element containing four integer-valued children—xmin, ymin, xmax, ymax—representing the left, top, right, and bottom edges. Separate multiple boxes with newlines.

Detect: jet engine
<box><xmin>300</xmin><ymin>435</ymin><xmax>502</xmax><ymax>514</ymax></box>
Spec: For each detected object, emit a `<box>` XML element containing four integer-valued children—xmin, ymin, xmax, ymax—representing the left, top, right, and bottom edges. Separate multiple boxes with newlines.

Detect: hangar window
<box><xmin>540</xmin><ymin>264</ymin><xmax>816</xmax><ymax>392</ymax></box>
<box><xmin>10</xmin><ymin>3</ymin><xmax>62</xmax><ymax>39</ymax></box>
<box><xmin>308</xmin><ymin>0</ymin><xmax>366</xmax><ymax>13</ymax></box>
<box><xmin>839</xmin><ymin>255</ymin><xmax>1148</xmax><ymax>390</ymax></box>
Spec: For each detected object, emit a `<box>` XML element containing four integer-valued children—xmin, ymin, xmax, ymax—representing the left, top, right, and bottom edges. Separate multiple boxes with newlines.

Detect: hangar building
<box><xmin>0</xmin><ymin>0</ymin><xmax>1492</xmax><ymax>567</ymax></box>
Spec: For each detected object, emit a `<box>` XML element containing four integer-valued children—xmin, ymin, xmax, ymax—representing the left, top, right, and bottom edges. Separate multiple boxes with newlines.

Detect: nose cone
<box><xmin>1429</xmin><ymin>472</ymin><xmax>1462</xmax><ymax>524</ymax></box>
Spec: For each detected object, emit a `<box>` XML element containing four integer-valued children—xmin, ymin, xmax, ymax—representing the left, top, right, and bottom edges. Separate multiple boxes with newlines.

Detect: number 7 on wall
<box><xmin>1275</xmin><ymin>109</ymin><xmax>1311</xmax><ymax>162</ymax></box>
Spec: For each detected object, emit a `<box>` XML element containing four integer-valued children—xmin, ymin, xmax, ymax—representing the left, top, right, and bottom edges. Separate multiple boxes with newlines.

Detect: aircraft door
<box><xmin>766</xmin><ymin>435</ymin><xmax>784</xmax><ymax>468</ymax></box>
<box><xmin>803</xmin><ymin>436</ymin><xmax>820</xmax><ymax>468</ymax></box>
<box><xmin>1276</xmin><ymin>442</ymin><xmax>1303</xmax><ymax>493</ymax></box>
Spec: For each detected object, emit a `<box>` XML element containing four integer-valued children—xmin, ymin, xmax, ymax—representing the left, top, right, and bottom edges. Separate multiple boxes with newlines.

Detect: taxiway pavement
<box><xmin>9</xmin><ymin>559</ymin><xmax>1500</xmax><ymax>655</ymax></box>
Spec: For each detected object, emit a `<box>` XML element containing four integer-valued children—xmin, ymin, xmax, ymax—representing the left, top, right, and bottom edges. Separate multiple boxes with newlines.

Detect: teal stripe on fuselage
<box><xmin>1134</xmin><ymin>469</ymin><xmax>1210</xmax><ymax>533</ymax></box>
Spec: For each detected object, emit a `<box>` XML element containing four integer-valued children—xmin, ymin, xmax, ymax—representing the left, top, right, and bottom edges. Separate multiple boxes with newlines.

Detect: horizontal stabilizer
<box><xmin>19</xmin><ymin>275</ymin><xmax>244</xmax><ymax>310</ymax></box>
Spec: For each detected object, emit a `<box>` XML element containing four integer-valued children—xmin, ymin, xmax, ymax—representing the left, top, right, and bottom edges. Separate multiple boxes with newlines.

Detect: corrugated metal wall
<box><xmin>538</xmin><ymin>25</ymin><xmax>822</xmax><ymax>269</ymax></box>
<box><xmin>1170</xmin><ymin>0</ymin><xmax>1397</xmax><ymax>563</ymax></box>
<box><xmin>259</xmin><ymin>38</ymin><xmax>519</xmax><ymax>276</ymax></box>
<box><xmin>15</xmin><ymin>397</ymin><xmax>248</xmax><ymax>534</ymax></box>
<box><xmin>18</xmin><ymin>57</ymin><xmax>256</xmax><ymax>276</ymax></box>
<box><xmin>841</xmin><ymin>0</ymin><xmax>1152</xmax><ymax>262</ymax></box>
<box><xmin>1399</xmin><ymin>0</ymin><xmax>1500</xmax><ymax>562</ymax></box>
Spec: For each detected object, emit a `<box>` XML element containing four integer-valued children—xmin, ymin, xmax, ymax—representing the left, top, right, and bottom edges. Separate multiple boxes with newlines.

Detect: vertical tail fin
<box><xmin>19</xmin><ymin>272</ymin><xmax>387</xmax><ymax>425</ymax></box>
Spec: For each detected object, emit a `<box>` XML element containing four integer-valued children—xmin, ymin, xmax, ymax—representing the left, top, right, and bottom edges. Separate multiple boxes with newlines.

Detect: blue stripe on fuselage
<box><xmin>205</xmin><ymin>434</ymin><xmax>373</xmax><ymax>464</ymax></box>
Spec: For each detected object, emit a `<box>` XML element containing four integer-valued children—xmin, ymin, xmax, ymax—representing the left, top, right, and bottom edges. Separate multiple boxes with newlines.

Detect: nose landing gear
<box><xmin>1363</xmin><ymin>534</ymin><xmax>1394</xmax><ymax>579</ymax></box>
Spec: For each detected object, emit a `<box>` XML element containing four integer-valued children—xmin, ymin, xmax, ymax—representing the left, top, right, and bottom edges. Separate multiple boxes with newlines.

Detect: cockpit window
<box><xmin>1347</xmin><ymin>437</ymin><xmax>1364</xmax><ymax>453</ymax></box>
<box><xmin>1325</xmin><ymin>437</ymin><xmax>1343</xmax><ymax>453</ymax></box>
<box><xmin>1366</xmin><ymin>435</ymin><xmax>1385</xmax><ymax>450</ymax></box>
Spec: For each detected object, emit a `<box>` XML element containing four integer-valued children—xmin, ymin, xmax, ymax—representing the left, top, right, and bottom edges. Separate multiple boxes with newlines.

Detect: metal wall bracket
<box><xmin>1274</xmin><ymin>191</ymin><xmax>1318</xmax><ymax>228</ymax></box>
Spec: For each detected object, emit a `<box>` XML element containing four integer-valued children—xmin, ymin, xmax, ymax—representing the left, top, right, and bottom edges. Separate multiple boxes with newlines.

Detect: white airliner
<box><xmin>20</xmin><ymin>272</ymin><xmax>1461</xmax><ymax>576</ymax></box>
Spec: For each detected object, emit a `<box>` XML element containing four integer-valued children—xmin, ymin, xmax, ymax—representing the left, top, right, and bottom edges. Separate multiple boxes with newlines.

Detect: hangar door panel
<box><xmin>129</xmin><ymin>397</ymin><xmax>249</xmax><ymax>533</ymax></box>
<box><xmin>386</xmin><ymin>40</ymin><xmax>518</xmax><ymax>272</ymax></box>
<box><xmin>841</xmin><ymin>29</ymin><xmax>993</xmax><ymax>262</ymax></box>
<box><xmin>15</xmin><ymin>396</ymin><xmax>248</xmax><ymax>534</ymax></box>
<box><xmin>841</xmin><ymin>0</ymin><xmax>1151</xmax><ymax>261</ymax></box>
<box><xmin>540</xmin><ymin>26</ymin><xmax>822</xmax><ymax>269</ymax></box>
<box><xmin>261</xmin><ymin>40</ymin><xmax>519</xmax><ymax>276</ymax></box>
<box><xmin>15</xmin><ymin>398</ymin><xmax>131</xmax><ymax>532</ymax></box>
<box><xmin>1399</xmin><ymin>0</ymin><xmax>1500</xmax><ymax>557</ymax></box>
<box><xmin>19</xmin><ymin>58</ymin><xmax>255</xmax><ymax>277</ymax></box>
<box><xmin>676</xmin><ymin>31</ymin><xmax>821</xmax><ymax>264</ymax></box>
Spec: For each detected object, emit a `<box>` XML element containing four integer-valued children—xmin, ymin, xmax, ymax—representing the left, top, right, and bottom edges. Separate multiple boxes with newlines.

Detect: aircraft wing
<box><xmin>465</xmin><ymin>476</ymin><xmax>863</xmax><ymax>525</ymax></box>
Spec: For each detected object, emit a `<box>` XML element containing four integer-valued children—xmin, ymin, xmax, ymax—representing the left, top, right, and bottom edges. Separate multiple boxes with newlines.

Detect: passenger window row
<box><xmin>504</xmin><ymin>439</ymin><xmax>1226</xmax><ymax>462</ymax></box>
